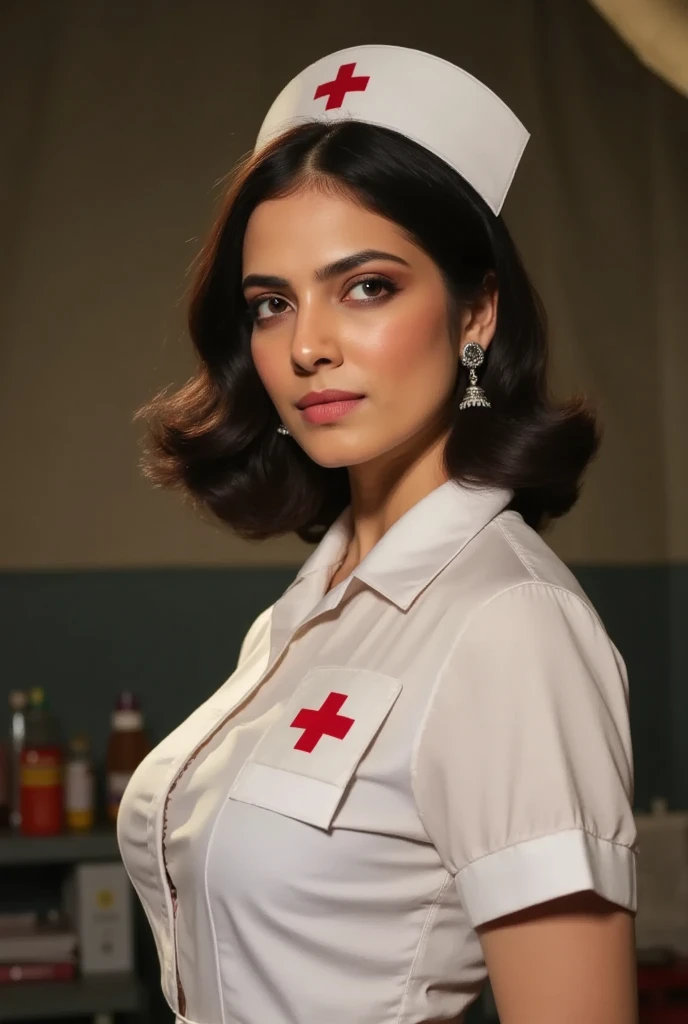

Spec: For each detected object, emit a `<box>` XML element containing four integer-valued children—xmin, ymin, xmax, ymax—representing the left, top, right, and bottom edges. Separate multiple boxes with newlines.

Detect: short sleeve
<box><xmin>236</xmin><ymin>605</ymin><xmax>273</xmax><ymax>668</ymax></box>
<box><xmin>412</xmin><ymin>581</ymin><xmax>638</xmax><ymax>929</ymax></box>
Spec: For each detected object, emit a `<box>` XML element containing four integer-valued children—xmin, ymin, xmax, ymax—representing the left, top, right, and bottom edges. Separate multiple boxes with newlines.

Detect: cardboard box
<box><xmin>73</xmin><ymin>862</ymin><xmax>133</xmax><ymax>974</ymax></box>
<box><xmin>634</xmin><ymin>799</ymin><xmax>688</xmax><ymax>956</ymax></box>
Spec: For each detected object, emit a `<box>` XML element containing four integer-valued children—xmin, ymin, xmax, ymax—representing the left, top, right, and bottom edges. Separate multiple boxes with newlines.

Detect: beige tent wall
<box><xmin>589</xmin><ymin>0</ymin><xmax>688</xmax><ymax>99</ymax></box>
<box><xmin>1</xmin><ymin>0</ymin><xmax>686</xmax><ymax>571</ymax></box>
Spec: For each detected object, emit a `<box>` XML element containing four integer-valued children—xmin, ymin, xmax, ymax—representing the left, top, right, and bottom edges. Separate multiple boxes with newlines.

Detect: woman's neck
<box><xmin>337</xmin><ymin>427</ymin><xmax>451</xmax><ymax>577</ymax></box>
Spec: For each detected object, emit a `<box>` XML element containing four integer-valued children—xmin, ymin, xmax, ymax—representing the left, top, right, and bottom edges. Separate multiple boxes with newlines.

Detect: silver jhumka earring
<box><xmin>459</xmin><ymin>342</ymin><xmax>491</xmax><ymax>410</ymax></box>
<box><xmin>276</xmin><ymin>423</ymin><xmax>291</xmax><ymax>436</ymax></box>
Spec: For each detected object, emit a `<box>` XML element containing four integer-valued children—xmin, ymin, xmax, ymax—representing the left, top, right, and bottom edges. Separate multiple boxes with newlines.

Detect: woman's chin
<box><xmin>300</xmin><ymin>436</ymin><xmax>384</xmax><ymax>470</ymax></box>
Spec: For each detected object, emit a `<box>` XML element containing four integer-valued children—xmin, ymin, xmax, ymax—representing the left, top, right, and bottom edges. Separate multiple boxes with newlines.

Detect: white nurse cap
<box><xmin>254</xmin><ymin>44</ymin><xmax>529</xmax><ymax>216</ymax></box>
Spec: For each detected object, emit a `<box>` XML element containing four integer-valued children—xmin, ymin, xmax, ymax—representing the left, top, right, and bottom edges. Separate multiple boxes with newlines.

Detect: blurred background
<box><xmin>0</xmin><ymin>1</ymin><xmax>686</xmax><ymax>1022</ymax></box>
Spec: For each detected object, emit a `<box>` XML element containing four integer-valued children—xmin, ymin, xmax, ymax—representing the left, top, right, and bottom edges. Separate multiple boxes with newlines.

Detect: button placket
<box><xmin>153</xmin><ymin>623</ymin><xmax>303</xmax><ymax>1016</ymax></box>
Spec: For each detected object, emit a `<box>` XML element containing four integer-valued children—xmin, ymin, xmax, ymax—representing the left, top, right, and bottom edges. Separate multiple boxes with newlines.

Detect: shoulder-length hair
<box><xmin>139</xmin><ymin>119</ymin><xmax>600</xmax><ymax>543</ymax></box>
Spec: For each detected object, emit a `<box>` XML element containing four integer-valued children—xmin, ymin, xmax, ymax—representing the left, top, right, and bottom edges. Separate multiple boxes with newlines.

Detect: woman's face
<box><xmin>242</xmin><ymin>185</ymin><xmax>468</xmax><ymax>470</ymax></box>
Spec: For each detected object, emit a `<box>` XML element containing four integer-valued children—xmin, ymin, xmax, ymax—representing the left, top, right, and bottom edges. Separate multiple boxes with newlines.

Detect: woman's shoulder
<box><xmin>488</xmin><ymin>509</ymin><xmax>588</xmax><ymax>594</ymax></box>
<box><xmin>438</xmin><ymin>508</ymin><xmax>597</xmax><ymax>622</ymax></box>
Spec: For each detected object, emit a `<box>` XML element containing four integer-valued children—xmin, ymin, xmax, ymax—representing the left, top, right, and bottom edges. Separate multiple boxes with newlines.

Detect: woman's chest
<box><xmin>118</xmin><ymin>583</ymin><xmax>482</xmax><ymax>1020</ymax></box>
<box><xmin>162</xmin><ymin>586</ymin><xmax>465</xmax><ymax>889</ymax></box>
<box><xmin>160</xmin><ymin>612</ymin><xmax>459</xmax><ymax>1020</ymax></box>
<box><xmin>163</xmin><ymin>604</ymin><xmax>449</xmax><ymax>868</ymax></box>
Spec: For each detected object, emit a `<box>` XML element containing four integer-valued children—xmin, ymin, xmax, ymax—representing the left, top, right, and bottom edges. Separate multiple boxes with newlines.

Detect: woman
<box><xmin>118</xmin><ymin>44</ymin><xmax>639</xmax><ymax>1024</ymax></box>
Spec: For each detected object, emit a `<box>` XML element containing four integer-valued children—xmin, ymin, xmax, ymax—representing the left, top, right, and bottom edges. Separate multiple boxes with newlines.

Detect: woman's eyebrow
<box><xmin>241</xmin><ymin>249</ymin><xmax>410</xmax><ymax>291</ymax></box>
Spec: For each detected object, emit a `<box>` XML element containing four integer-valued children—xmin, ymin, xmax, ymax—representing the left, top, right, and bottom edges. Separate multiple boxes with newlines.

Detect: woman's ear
<box><xmin>460</xmin><ymin>274</ymin><xmax>499</xmax><ymax>356</ymax></box>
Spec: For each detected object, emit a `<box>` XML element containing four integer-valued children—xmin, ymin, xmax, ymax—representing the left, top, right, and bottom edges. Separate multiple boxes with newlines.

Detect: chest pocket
<box><xmin>228</xmin><ymin>666</ymin><xmax>401</xmax><ymax>830</ymax></box>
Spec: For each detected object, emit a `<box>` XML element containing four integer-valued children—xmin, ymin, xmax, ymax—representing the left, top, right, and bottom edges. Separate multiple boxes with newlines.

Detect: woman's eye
<box><xmin>248</xmin><ymin>275</ymin><xmax>396</xmax><ymax>325</ymax></box>
<box><xmin>347</xmin><ymin>277</ymin><xmax>390</xmax><ymax>301</ymax></box>
<box><xmin>250</xmin><ymin>296</ymin><xmax>288</xmax><ymax>322</ymax></box>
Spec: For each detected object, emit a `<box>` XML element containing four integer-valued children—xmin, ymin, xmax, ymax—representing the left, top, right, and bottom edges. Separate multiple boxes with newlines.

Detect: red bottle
<box><xmin>19</xmin><ymin>688</ymin><xmax>63</xmax><ymax>836</ymax></box>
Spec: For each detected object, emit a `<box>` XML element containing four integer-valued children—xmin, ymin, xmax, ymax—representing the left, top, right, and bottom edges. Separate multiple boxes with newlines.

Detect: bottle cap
<box><xmin>115</xmin><ymin>691</ymin><xmax>140</xmax><ymax>711</ymax></box>
<box><xmin>69</xmin><ymin>734</ymin><xmax>90</xmax><ymax>755</ymax></box>
<box><xmin>9</xmin><ymin>690</ymin><xmax>27</xmax><ymax>711</ymax></box>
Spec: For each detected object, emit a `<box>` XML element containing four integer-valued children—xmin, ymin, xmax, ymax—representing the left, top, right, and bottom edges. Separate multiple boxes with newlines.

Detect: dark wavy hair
<box><xmin>138</xmin><ymin>119</ymin><xmax>600</xmax><ymax>543</ymax></box>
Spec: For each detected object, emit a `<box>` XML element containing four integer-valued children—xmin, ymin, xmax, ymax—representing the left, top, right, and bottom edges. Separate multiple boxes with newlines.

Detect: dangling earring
<box><xmin>459</xmin><ymin>342</ymin><xmax>491</xmax><ymax>410</ymax></box>
<box><xmin>276</xmin><ymin>423</ymin><xmax>290</xmax><ymax>436</ymax></box>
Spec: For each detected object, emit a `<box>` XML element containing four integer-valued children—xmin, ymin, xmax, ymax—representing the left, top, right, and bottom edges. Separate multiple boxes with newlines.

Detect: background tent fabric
<box><xmin>589</xmin><ymin>0</ymin><xmax>688</xmax><ymax>98</ymax></box>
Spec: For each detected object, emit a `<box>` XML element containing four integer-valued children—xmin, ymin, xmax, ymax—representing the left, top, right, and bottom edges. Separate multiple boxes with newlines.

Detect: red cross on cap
<box><xmin>313</xmin><ymin>62</ymin><xmax>370</xmax><ymax>110</ymax></box>
<box><xmin>290</xmin><ymin>691</ymin><xmax>355</xmax><ymax>753</ymax></box>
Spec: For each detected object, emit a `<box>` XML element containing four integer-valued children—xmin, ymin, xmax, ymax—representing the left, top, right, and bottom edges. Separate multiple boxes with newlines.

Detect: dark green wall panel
<box><xmin>0</xmin><ymin>568</ymin><xmax>295</xmax><ymax>761</ymax></box>
<box><xmin>0</xmin><ymin>565</ymin><xmax>685</xmax><ymax>812</ymax></box>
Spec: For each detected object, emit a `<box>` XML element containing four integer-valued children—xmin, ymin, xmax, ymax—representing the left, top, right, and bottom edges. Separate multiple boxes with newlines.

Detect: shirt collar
<box><xmin>290</xmin><ymin>478</ymin><xmax>513</xmax><ymax>611</ymax></box>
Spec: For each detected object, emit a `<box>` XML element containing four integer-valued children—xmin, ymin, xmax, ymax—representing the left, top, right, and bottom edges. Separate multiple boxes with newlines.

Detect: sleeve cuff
<box><xmin>456</xmin><ymin>828</ymin><xmax>637</xmax><ymax>928</ymax></box>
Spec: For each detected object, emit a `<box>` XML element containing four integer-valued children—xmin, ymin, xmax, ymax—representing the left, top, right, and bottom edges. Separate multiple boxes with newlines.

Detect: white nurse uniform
<box><xmin>117</xmin><ymin>478</ymin><xmax>638</xmax><ymax>1024</ymax></box>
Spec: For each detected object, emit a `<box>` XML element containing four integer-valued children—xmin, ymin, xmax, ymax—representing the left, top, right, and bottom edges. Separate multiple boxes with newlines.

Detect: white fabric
<box><xmin>254</xmin><ymin>44</ymin><xmax>529</xmax><ymax>215</ymax></box>
<box><xmin>117</xmin><ymin>479</ymin><xmax>637</xmax><ymax>1024</ymax></box>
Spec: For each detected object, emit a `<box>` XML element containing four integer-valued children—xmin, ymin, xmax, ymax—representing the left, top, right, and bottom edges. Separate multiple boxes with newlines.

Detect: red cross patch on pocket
<box><xmin>290</xmin><ymin>691</ymin><xmax>355</xmax><ymax>752</ymax></box>
<box><xmin>227</xmin><ymin>666</ymin><xmax>401</xmax><ymax>829</ymax></box>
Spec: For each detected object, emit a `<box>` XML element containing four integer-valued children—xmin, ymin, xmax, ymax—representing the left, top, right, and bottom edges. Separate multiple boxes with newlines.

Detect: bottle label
<box><xmin>65</xmin><ymin>762</ymin><xmax>94</xmax><ymax>815</ymax></box>
<box><xmin>20</xmin><ymin>764</ymin><xmax>61</xmax><ymax>787</ymax></box>
<box><xmin>111</xmin><ymin>710</ymin><xmax>142</xmax><ymax>731</ymax></box>
<box><xmin>20</xmin><ymin>748</ymin><xmax>63</xmax><ymax>836</ymax></box>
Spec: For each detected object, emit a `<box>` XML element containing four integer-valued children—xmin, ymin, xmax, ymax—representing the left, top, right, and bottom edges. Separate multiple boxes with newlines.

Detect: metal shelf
<box><xmin>0</xmin><ymin>829</ymin><xmax>120</xmax><ymax>867</ymax></box>
<box><xmin>0</xmin><ymin>972</ymin><xmax>145</xmax><ymax>1020</ymax></box>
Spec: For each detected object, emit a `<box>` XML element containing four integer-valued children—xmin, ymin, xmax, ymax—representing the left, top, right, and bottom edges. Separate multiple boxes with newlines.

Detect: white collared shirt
<box><xmin>117</xmin><ymin>479</ymin><xmax>638</xmax><ymax>1024</ymax></box>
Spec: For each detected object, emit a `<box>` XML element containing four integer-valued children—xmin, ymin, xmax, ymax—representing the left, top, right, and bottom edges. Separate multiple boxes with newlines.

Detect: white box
<box><xmin>74</xmin><ymin>862</ymin><xmax>133</xmax><ymax>974</ymax></box>
<box><xmin>634</xmin><ymin>798</ymin><xmax>688</xmax><ymax>956</ymax></box>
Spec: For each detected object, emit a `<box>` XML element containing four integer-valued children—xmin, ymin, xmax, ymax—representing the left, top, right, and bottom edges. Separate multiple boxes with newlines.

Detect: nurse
<box><xmin>118</xmin><ymin>44</ymin><xmax>639</xmax><ymax>1024</ymax></box>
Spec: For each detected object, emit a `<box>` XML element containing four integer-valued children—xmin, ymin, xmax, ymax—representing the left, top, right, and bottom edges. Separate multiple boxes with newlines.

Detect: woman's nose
<box><xmin>289</xmin><ymin>306</ymin><xmax>343</xmax><ymax>370</ymax></box>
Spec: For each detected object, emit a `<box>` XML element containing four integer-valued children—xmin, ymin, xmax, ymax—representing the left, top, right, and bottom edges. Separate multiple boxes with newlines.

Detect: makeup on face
<box><xmin>243</xmin><ymin>190</ymin><xmax>458</xmax><ymax>466</ymax></box>
<box><xmin>296</xmin><ymin>390</ymin><xmax>367</xmax><ymax>425</ymax></box>
<box><xmin>243</xmin><ymin>253</ymin><xmax>406</xmax><ymax>332</ymax></box>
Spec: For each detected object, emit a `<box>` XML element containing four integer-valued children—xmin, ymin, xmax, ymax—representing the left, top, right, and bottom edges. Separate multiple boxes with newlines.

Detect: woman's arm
<box><xmin>477</xmin><ymin>890</ymin><xmax>638</xmax><ymax>1023</ymax></box>
<box><xmin>411</xmin><ymin>580</ymin><xmax>639</xmax><ymax>1021</ymax></box>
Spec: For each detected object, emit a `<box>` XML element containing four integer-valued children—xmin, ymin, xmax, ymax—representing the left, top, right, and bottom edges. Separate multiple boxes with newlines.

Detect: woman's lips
<box><xmin>299</xmin><ymin>397</ymin><xmax>365</xmax><ymax>425</ymax></box>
